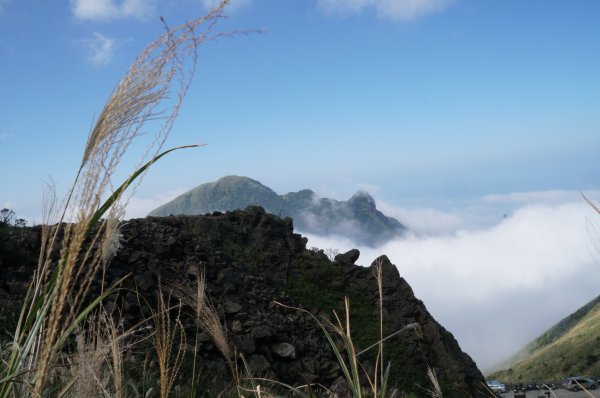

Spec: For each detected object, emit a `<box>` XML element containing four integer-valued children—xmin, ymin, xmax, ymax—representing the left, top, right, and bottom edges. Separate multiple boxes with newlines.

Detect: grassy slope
<box><xmin>488</xmin><ymin>295</ymin><xmax>600</xmax><ymax>381</ymax></box>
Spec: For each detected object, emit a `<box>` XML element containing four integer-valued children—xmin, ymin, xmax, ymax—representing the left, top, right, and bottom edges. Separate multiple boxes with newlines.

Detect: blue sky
<box><xmin>1</xmin><ymin>0</ymin><xmax>600</xmax><ymax>370</ymax></box>
<box><xmin>1</xmin><ymin>0</ymin><xmax>598</xmax><ymax>217</ymax></box>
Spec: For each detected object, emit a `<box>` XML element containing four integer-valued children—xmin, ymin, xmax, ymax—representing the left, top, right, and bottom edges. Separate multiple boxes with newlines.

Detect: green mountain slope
<box><xmin>150</xmin><ymin>176</ymin><xmax>283</xmax><ymax>216</ymax></box>
<box><xmin>488</xmin><ymin>294</ymin><xmax>600</xmax><ymax>381</ymax></box>
<box><xmin>148</xmin><ymin>175</ymin><xmax>407</xmax><ymax>246</ymax></box>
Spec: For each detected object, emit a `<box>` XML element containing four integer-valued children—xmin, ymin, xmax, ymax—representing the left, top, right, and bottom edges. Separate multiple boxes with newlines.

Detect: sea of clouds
<box><xmin>301</xmin><ymin>190</ymin><xmax>600</xmax><ymax>371</ymax></box>
<box><xmin>125</xmin><ymin>187</ymin><xmax>600</xmax><ymax>370</ymax></box>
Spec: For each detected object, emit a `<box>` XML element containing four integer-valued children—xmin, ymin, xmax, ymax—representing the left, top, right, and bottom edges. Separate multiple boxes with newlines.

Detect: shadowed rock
<box><xmin>0</xmin><ymin>207</ymin><xmax>486</xmax><ymax>396</ymax></box>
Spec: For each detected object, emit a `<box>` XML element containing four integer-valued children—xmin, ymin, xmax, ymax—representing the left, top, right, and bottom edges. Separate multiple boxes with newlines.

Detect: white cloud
<box><xmin>317</xmin><ymin>0</ymin><xmax>455</xmax><ymax>22</ymax></box>
<box><xmin>79</xmin><ymin>32</ymin><xmax>117</xmax><ymax>67</ymax></box>
<box><xmin>378</xmin><ymin>201</ymin><xmax>466</xmax><ymax>235</ymax></box>
<box><xmin>71</xmin><ymin>0</ymin><xmax>155</xmax><ymax>21</ymax></box>
<box><xmin>0</xmin><ymin>132</ymin><xmax>8</xmax><ymax>142</ymax></box>
<box><xmin>355</xmin><ymin>182</ymin><xmax>381</xmax><ymax>195</ymax></box>
<box><xmin>483</xmin><ymin>189</ymin><xmax>600</xmax><ymax>206</ymax></box>
<box><xmin>303</xmin><ymin>196</ymin><xmax>600</xmax><ymax>370</ymax></box>
<box><xmin>200</xmin><ymin>0</ymin><xmax>250</xmax><ymax>12</ymax></box>
<box><xmin>125</xmin><ymin>189</ymin><xmax>187</xmax><ymax>219</ymax></box>
<box><xmin>377</xmin><ymin>189</ymin><xmax>600</xmax><ymax>236</ymax></box>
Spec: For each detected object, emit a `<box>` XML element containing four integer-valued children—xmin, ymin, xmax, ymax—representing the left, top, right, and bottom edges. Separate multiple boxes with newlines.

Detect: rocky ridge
<box><xmin>0</xmin><ymin>207</ymin><xmax>486</xmax><ymax>396</ymax></box>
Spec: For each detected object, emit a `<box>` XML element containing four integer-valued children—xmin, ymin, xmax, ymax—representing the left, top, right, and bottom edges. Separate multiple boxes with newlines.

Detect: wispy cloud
<box><xmin>303</xmin><ymin>192</ymin><xmax>600</xmax><ymax>369</ymax></box>
<box><xmin>317</xmin><ymin>0</ymin><xmax>456</xmax><ymax>22</ymax></box>
<box><xmin>0</xmin><ymin>132</ymin><xmax>8</xmax><ymax>142</ymax></box>
<box><xmin>79</xmin><ymin>32</ymin><xmax>117</xmax><ymax>67</ymax></box>
<box><xmin>200</xmin><ymin>0</ymin><xmax>250</xmax><ymax>11</ymax></box>
<box><xmin>1</xmin><ymin>202</ymin><xmax>15</xmax><ymax>209</ymax></box>
<box><xmin>125</xmin><ymin>188</ymin><xmax>187</xmax><ymax>219</ymax></box>
<box><xmin>70</xmin><ymin>0</ymin><xmax>155</xmax><ymax>21</ymax></box>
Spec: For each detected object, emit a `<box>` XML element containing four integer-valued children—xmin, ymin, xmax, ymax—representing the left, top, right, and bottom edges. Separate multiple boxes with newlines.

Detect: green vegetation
<box><xmin>489</xmin><ymin>292</ymin><xmax>600</xmax><ymax>382</ymax></box>
<box><xmin>284</xmin><ymin>254</ymin><xmax>433</xmax><ymax>396</ymax></box>
<box><xmin>0</xmin><ymin>208</ymin><xmax>27</xmax><ymax>228</ymax></box>
<box><xmin>488</xmin><ymin>197</ymin><xmax>600</xmax><ymax>383</ymax></box>
<box><xmin>0</xmin><ymin>208</ymin><xmax>32</xmax><ymax>266</ymax></box>
<box><xmin>0</xmin><ymin>209</ymin><xmax>36</xmax><ymax>340</ymax></box>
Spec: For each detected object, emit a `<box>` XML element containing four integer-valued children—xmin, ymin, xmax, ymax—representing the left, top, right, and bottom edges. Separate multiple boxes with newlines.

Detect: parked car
<box><xmin>562</xmin><ymin>377</ymin><xmax>598</xmax><ymax>391</ymax></box>
<box><xmin>486</xmin><ymin>380</ymin><xmax>507</xmax><ymax>393</ymax></box>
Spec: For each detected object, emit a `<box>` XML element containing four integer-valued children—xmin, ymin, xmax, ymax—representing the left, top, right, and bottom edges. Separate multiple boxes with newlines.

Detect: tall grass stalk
<box><xmin>0</xmin><ymin>2</ymin><xmax>233</xmax><ymax>396</ymax></box>
<box><xmin>583</xmin><ymin>193</ymin><xmax>600</xmax><ymax>215</ymax></box>
<box><xmin>152</xmin><ymin>287</ymin><xmax>186</xmax><ymax>398</ymax></box>
<box><xmin>425</xmin><ymin>367</ymin><xmax>442</xmax><ymax>398</ymax></box>
<box><xmin>168</xmin><ymin>270</ymin><xmax>240</xmax><ymax>395</ymax></box>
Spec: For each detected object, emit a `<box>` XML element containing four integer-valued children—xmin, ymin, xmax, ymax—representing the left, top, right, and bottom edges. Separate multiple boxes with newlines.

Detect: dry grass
<box><xmin>66</xmin><ymin>308</ymin><xmax>131</xmax><ymax>398</ymax></box>
<box><xmin>0</xmin><ymin>2</ymin><xmax>234</xmax><ymax>397</ymax></box>
<box><xmin>152</xmin><ymin>286</ymin><xmax>186</xmax><ymax>398</ymax></box>
<box><xmin>425</xmin><ymin>367</ymin><xmax>442</xmax><ymax>398</ymax></box>
<box><xmin>167</xmin><ymin>269</ymin><xmax>239</xmax><ymax>395</ymax></box>
<box><xmin>71</xmin><ymin>326</ymin><xmax>109</xmax><ymax>397</ymax></box>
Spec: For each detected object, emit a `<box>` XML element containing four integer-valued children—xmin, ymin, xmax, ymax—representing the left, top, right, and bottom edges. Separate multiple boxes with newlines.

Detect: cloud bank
<box><xmin>317</xmin><ymin>0</ymin><xmax>455</xmax><ymax>22</ymax></box>
<box><xmin>71</xmin><ymin>0</ymin><xmax>155</xmax><ymax>21</ymax></box>
<box><xmin>303</xmin><ymin>191</ymin><xmax>600</xmax><ymax>370</ymax></box>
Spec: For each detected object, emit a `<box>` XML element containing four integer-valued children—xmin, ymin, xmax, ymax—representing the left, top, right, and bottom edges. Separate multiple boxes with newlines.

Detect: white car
<box><xmin>486</xmin><ymin>380</ymin><xmax>507</xmax><ymax>393</ymax></box>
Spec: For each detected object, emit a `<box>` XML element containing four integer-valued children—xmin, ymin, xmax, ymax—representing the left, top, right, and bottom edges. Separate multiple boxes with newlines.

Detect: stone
<box><xmin>330</xmin><ymin>376</ymin><xmax>352</xmax><ymax>398</ymax></box>
<box><xmin>133</xmin><ymin>272</ymin><xmax>154</xmax><ymax>290</ymax></box>
<box><xmin>248</xmin><ymin>354</ymin><xmax>270</xmax><ymax>373</ymax></box>
<box><xmin>231</xmin><ymin>320</ymin><xmax>243</xmax><ymax>333</ymax></box>
<box><xmin>334</xmin><ymin>248</ymin><xmax>360</xmax><ymax>266</ymax></box>
<box><xmin>271</xmin><ymin>342</ymin><xmax>296</xmax><ymax>359</ymax></box>
<box><xmin>224</xmin><ymin>301</ymin><xmax>243</xmax><ymax>314</ymax></box>
<box><xmin>231</xmin><ymin>335</ymin><xmax>256</xmax><ymax>354</ymax></box>
<box><xmin>250</xmin><ymin>325</ymin><xmax>275</xmax><ymax>340</ymax></box>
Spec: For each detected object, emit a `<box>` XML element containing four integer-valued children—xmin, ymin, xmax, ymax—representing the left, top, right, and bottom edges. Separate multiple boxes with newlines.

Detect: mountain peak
<box><xmin>215</xmin><ymin>175</ymin><xmax>262</xmax><ymax>185</ymax></box>
<box><xmin>149</xmin><ymin>176</ymin><xmax>406</xmax><ymax>246</ymax></box>
<box><xmin>348</xmin><ymin>190</ymin><xmax>376</xmax><ymax>209</ymax></box>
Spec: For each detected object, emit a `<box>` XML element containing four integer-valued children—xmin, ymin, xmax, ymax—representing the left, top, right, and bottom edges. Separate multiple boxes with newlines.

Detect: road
<box><xmin>498</xmin><ymin>390</ymin><xmax>600</xmax><ymax>398</ymax></box>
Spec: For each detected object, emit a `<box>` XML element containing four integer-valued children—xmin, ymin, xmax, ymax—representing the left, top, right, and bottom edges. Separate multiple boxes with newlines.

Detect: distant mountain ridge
<box><xmin>148</xmin><ymin>175</ymin><xmax>407</xmax><ymax>246</ymax></box>
<box><xmin>487</xmin><ymin>293</ymin><xmax>600</xmax><ymax>381</ymax></box>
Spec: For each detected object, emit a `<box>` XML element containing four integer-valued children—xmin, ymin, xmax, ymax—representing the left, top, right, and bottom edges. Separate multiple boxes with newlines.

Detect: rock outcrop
<box><xmin>0</xmin><ymin>207</ymin><xmax>486</xmax><ymax>396</ymax></box>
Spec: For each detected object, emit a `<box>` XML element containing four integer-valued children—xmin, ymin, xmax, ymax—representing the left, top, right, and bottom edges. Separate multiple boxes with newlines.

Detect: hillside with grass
<box><xmin>148</xmin><ymin>175</ymin><xmax>407</xmax><ymax>246</ymax></box>
<box><xmin>488</xmin><ymin>294</ymin><xmax>600</xmax><ymax>381</ymax></box>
